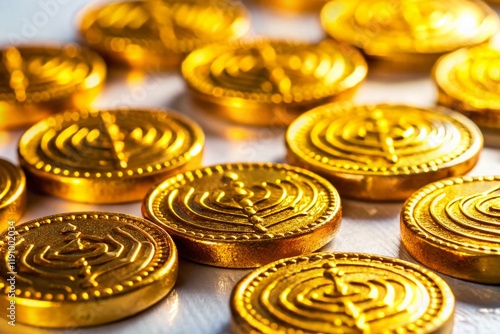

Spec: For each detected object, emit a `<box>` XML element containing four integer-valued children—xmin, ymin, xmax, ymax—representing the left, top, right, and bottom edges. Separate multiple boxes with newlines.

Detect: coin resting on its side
<box><xmin>182</xmin><ymin>39</ymin><xmax>367</xmax><ymax>126</ymax></box>
<box><xmin>401</xmin><ymin>176</ymin><xmax>500</xmax><ymax>284</ymax></box>
<box><xmin>0</xmin><ymin>212</ymin><xmax>178</xmax><ymax>328</ymax></box>
<box><xmin>79</xmin><ymin>0</ymin><xmax>249</xmax><ymax>70</ymax></box>
<box><xmin>0</xmin><ymin>158</ymin><xmax>26</xmax><ymax>229</ymax></box>
<box><xmin>433</xmin><ymin>42</ymin><xmax>500</xmax><ymax>130</ymax></box>
<box><xmin>231</xmin><ymin>252</ymin><xmax>455</xmax><ymax>334</ymax></box>
<box><xmin>18</xmin><ymin>109</ymin><xmax>204</xmax><ymax>203</ymax></box>
<box><xmin>0</xmin><ymin>44</ymin><xmax>106</xmax><ymax>129</ymax></box>
<box><xmin>321</xmin><ymin>0</ymin><xmax>500</xmax><ymax>71</ymax></box>
<box><xmin>286</xmin><ymin>103</ymin><xmax>483</xmax><ymax>201</ymax></box>
<box><xmin>143</xmin><ymin>163</ymin><xmax>342</xmax><ymax>268</ymax></box>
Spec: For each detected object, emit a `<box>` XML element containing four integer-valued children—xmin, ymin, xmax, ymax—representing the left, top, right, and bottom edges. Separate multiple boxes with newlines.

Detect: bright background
<box><xmin>0</xmin><ymin>1</ymin><xmax>499</xmax><ymax>333</ymax></box>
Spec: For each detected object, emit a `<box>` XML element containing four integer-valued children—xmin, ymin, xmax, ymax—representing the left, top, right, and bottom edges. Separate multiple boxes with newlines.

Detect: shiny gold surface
<box><xmin>321</xmin><ymin>0</ymin><xmax>500</xmax><ymax>71</ymax></box>
<box><xmin>231</xmin><ymin>252</ymin><xmax>455</xmax><ymax>333</ymax></box>
<box><xmin>0</xmin><ymin>212</ymin><xmax>177</xmax><ymax>327</ymax></box>
<box><xmin>0</xmin><ymin>45</ymin><xmax>106</xmax><ymax>129</ymax></box>
<box><xmin>433</xmin><ymin>41</ymin><xmax>500</xmax><ymax>130</ymax></box>
<box><xmin>0</xmin><ymin>158</ymin><xmax>26</xmax><ymax>229</ymax></box>
<box><xmin>79</xmin><ymin>0</ymin><xmax>249</xmax><ymax>70</ymax></box>
<box><xmin>286</xmin><ymin>103</ymin><xmax>483</xmax><ymax>201</ymax></box>
<box><xmin>143</xmin><ymin>163</ymin><xmax>342</xmax><ymax>268</ymax></box>
<box><xmin>253</xmin><ymin>0</ymin><xmax>328</xmax><ymax>12</ymax></box>
<box><xmin>401</xmin><ymin>176</ymin><xmax>500</xmax><ymax>284</ymax></box>
<box><xmin>182</xmin><ymin>39</ymin><xmax>367</xmax><ymax>126</ymax></box>
<box><xmin>18</xmin><ymin>109</ymin><xmax>204</xmax><ymax>203</ymax></box>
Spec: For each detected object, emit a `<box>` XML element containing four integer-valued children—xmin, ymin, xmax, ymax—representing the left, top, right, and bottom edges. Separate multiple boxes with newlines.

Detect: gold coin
<box><xmin>79</xmin><ymin>0</ymin><xmax>249</xmax><ymax>70</ymax></box>
<box><xmin>0</xmin><ymin>212</ymin><xmax>177</xmax><ymax>327</ymax></box>
<box><xmin>143</xmin><ymin>163</ymin><xmax>342</xmax><ymax>268</ymax></box>
<box><xmin>401</xmin><ymin>176</ymin><xmax>500</xmax><ymax>284</ymax></box>
<box><xmin>286</xmin><ymin>103</ymin><xmax>483</xmax><ymax>201</ymax></box>
<box><xmin>252</xmin><ymin>0</ymin><xmax>328</xmax><ymax>12</ymax></box>
<box><xmin>182</xmin><ymin>39</ymin><xmax>367</xmax><ymax>126</ymax></box>
<box><xmin>321</xmin><ymin>0</ymin><xmax>500</xmax><ymax>71</ymax></box>
<box><xmin>18</xmin><ymin>109</ymin><xmax>204</xmax><ymax>204</ymax></box>
<box><xmin>433</xmin><ymin>41</ymin><xmax>500</xmax><ymax>130</ymax></box>
<box><xmin>0</xmin><ymin>45</ymin><xmax>106</xmax><ymax>129</ymax></box>
<box><xmin>231</xmin><ymin>252</ymin><xmax>455</xmax><ymax>334</ymax></box>
<box><xmin>0</xmin><ymin>158</ymin><xmax>26</xmax><ymax>229</ymax></box>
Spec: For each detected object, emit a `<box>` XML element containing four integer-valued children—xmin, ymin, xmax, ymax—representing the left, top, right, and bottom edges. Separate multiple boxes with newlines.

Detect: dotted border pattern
<box><xmin>286</xmin><ymin>103</ymin><xmax>482</xmax><ymax>175</ymax></box>
<box><xmin>146</xmin><ymin>162</ymin><xmax>341</xmax><ymax>241</ymax></box>
<box><xmin>433</xmin><ymin>43</ymin><xmax>500</xmax><ymax>111</ymax></box>
<box><xmin>0</xmin><ymin>44</ymin><xmax>106</xmax><ymax>103</ymax></box>
<box><xmin>18</xmin><ymin>109</ymin><xmax>204</xmax><ymax>179</ymax></box>
<box><xmin>232</xmin><ymin>252</ymin><xmax>455</xmax><ymax>334</ymax></box>
<box><xmin>80</xmin><ymin>0</ymin><xmax>249</xmax><ymax>54</ymax></box>
<box><xmin>0</xmin><ymin>212</ymin><xmax>174</xmax><ymax>302</ymax></box>
<box><xmin>402</xmin><ymin>175</ymin><xmax>500</xmax><ymax>254</ymax></box>
<box><xmin>321</xmin><ymin>0</ymin><xmax>500</xmax><ymax>56</ymax></box>
<box><xmin>0</xmin><ymin>158</ymin><xmax>25</xmax><ymax>209</ymax></box>
<box><xmin>182</xmin><ymin>39</ymin><xmax>367</xmax><ymax>104</ymax></box>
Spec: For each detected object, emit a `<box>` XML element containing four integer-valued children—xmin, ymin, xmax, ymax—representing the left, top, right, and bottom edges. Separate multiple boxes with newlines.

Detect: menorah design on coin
<box><xmin>20</xmin><ymin>109</ymin><xmax>202</xmax><ymax>177</ymax></box>
<box><xmin>167</xmin><ymin>171</ymin><xmax>318</xmax><ymax>234</ymax></box>
<box><xmin>290</xmin><ymin>104</ymin><xmax>475</xmax><ymax>171</ymax></box>
<box><xmin>80</xmin><ymin>0</ymin><xmax>249</xmax><ymax>54</ymax></box>
<box><xmin>414</xmin><ymin>182</ymin><xmax>500</xmax><ymax>250</ymax></box>
<box><xmin>147</xmin><ymin>163</ymin><xmax>340</xmax><ymax>239</ymax></box>
<box><xmin>0</xmin><ymin>45</ymin><xmax>102</xmax><ymax>103</ymax></box>
<box><xmin>322</xmin><ymin>0</ymin><xmax>499</xmax><ymax>52</ymax></box>
<box><xmin>402</xmin><ymin>176</ymin><xmax>500</xmax><ymax>283</ymax></box>
<box><xmin>231</xmin><ymin>253</ymin><xmax>455</xmax><ymax>333</ymax></box>
<box><xmin>14</xmin><ymin>222</ymin><xmax>154</xmax><ymax>293</ymax></box>
<box><xmin>184</xmin><ymin>39</ymin><xmax>366</xmax><ymax>103</ymax></box>
<box><xmin>0</xmin><ymin>213</ymin><xmax>173</xmax><ymax>298</ymax></box>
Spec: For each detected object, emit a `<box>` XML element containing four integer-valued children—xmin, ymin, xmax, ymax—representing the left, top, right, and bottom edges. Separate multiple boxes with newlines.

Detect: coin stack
<box><xmin>0</xmin><ymin>0</ymin><xmax>499</xmax><ymax>332</ymax></box>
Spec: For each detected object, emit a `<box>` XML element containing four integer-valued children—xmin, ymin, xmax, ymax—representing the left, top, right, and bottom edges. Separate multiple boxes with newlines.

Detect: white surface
<box><xmin>1</xmin><ymin>1</ymin><xmax>500</xmax><ymax>333</ymax></box>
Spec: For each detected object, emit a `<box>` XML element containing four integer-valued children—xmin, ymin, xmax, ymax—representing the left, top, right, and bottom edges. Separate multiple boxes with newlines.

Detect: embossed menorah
<box><xmin>169</xmin><ymin>171</ymin><xmax>318</xmax><ymax>233</ymax></box>
<box><xmin>318</xmin><ymin>262</ymin><xmax>406</xmax><ymax>331</ymax></box>
<box><xmin>14</xmin><ymin>223</ymin><xmax>153</xmax><ymax>292</ymax></box>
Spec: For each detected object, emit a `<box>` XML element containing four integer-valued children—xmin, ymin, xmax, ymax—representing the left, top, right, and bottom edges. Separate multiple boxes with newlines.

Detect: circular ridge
<box><xmin>182</xmin><ymin>39</ymin><xmax>367</xmax><ymax>104</ymax></box>
<box><xmin>144</xmin><ymin>162</ymin><xmax>340</xmax><ymax>240</ymax></box>
<box><xmin>0</xmin><ymin>44</ymin><xmax>106</xmax><ymax>103</ymax></box>
<box><xmin>402</xmin><ymin>175</ymin><xmax>500</xmax><ymax>253</ymax></box>
<box><xmin>0</xmin><ymin>212</ymin><xmax>178</xmax><ymax>327</ymax></box>
<box><xmin>0</xmin><ymin>159</ymin><xmax>25</xmax><ymax>210</ymax></box>
<box><xmin>231</xmin><ymin>252</ymin><xmax>455</xmax><ymax>333</ymax></box>
<box><xmin>79</xmin><ymin>0</ymin><xmax>250</xmax><ymax>60</ymax></box>
<box><xmin>433</xmin><ymin>42</ymin><xmax>500</xmax><ymax>118</ymax></box>
<box><xmin>321</xmin><ymin>0</ymin><xmax>500</xmax><ymax>57</ymax></box>
<box><xmin>286</xmin><ymin>103</ymin><xmax>482</xmax><ymax>175</ymax></box>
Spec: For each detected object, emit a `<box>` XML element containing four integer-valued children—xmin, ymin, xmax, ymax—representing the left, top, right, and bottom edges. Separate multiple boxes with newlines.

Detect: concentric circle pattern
<box><xmin>401</xmin><ymin>176</ymin><xmax>500</xmax><ymax>283</ymax></box>
<box><xmin>253</xmin><ymin>0</ymin><xmax>329</xmax><ymax>12</ymax></box>
<box><xmin>0</xmin><ymin>45</ymin><xmax>105</xmax><ymax>103</ymax></box>
<box><xmin>145</xmin><ymin>163</ymin><xmax>339</xmax><ymax>239</ymax></box>
<box><xmin>403</xmin><ymin>176</ymin><xmax>500</xmax><ymax>254</ymax></box>
<box><xmin>321</xmin><ymin>0</ymin><xmax>499</xmax><ymax>57</ymax></box>
<box><xmin>434</xmin><ymin>42</ymin><xmax>500</xmax><ymax>125</ymax></box>
<box><xmin>231</xmin><ymin>252</ymin><xmax>455</xmax><ymax>333</ymax></box>
<box><xmin>80</xmin><ymin>0</ymin><xmax>249</xmax><ymax>58</ymax></box>
<box><xmin>182</xmin><ymin>39</ymin><xmax>367</xmax><ymax>104</ymax></box>
<box><xmin>0</xmin><ymin>212</ymin><xmax>177</xmax><ymax>327</ymax></box>
<box><xmin>19</xmin><ymin>109</ymin><xmax>204</xmax><ymax>178</ymax></box>
<box><xmin>143</xmin><ymin>163</ymin><xmax>342</xmax><ymax>267</ymax></box>
<box><xmin>0</xmin><ymin>159</ymin><xmax>24</xmax><ymax>210</ymax></box>
<box><xmin>287</xmin><ymin>104</ymin><xmax>479</xmax><ymax>173</ymax></box>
